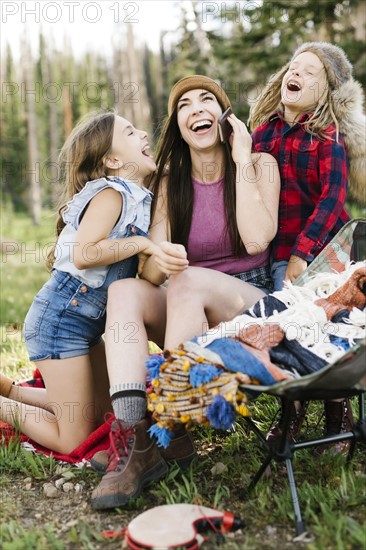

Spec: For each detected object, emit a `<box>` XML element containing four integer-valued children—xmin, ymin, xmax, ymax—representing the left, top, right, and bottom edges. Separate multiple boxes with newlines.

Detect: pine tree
<box><xmin>0</xmin><ymin>45</ymin><xmax>28</xmax><ymax>210</ymax></box>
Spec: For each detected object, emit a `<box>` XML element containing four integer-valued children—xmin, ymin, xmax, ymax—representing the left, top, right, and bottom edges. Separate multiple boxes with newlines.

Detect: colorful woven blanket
<box><xmin>147</xmin><ymin>264</ymin><xmax>366</xmax><ymax>447</ymax></box>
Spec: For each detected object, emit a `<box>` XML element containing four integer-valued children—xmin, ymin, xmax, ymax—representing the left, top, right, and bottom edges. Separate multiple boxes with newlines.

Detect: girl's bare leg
<box><xmin>1</xmin><ymin>354</ymin><xmax>97</xmax><ymax>454</ymax></box>
<box><xmin>7</xmin><ymin>385</ymin><xmax>52</xmax><ymax>412</ymax></box>
<box><xmin>5</xmin><ymin>341</ymin><xmax>111</xmax><ymax>423</ymax></box>
<box><xmin>165</xmin><ymin>266</ymin><xmax>264</xmax><ymax>348</ymax></box>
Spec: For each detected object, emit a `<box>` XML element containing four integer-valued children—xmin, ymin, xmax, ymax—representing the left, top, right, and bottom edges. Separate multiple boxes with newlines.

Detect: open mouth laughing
<box><xmin>190</xmin><ymin>119</ymin><xmax>213</xmax><ymax>133</ymax></box>
<box><xmin>286</xmin><ymin>80</ymin><xmax>302</xmax><ymax>92</ymax></box>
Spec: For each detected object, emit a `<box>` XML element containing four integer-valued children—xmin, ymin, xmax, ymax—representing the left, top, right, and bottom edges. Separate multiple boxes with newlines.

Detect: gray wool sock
<box><xmin>109</xmin><ymin>383</ymin><xmax>146</xmax><ymax>427</ymax></box>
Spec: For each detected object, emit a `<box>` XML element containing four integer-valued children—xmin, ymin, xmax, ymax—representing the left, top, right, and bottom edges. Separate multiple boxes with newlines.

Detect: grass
<box><xmin>1</xmin><ymin>329</ymin><xmax>365</xmax><ymax>548</ymax></box>
<box><xmin>1</xmin><ymin>208</ymin><xmax>366</xmax><ymax>548</ymax></box>
<box><xmin>2</xmin><ymin>325</ymin><xmax>365</xmax><ymax>549</ymax></box>
<box><xmin>1</xmin><ymin>208</ymin><xmax>55</xmax><ymax>325</ymax></box>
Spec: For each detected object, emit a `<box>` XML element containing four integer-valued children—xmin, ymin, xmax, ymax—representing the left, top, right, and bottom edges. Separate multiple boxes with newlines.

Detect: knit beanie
<box><xmin>291</xmin><ymin>42</ymin><xmax>366</xmax><ymax>205</ymax></box>
<box><xmin>291</xmin><ymin>42</ymin><xmax>353</xmax><ymax>90</ymax></box>
<box><xmin>168</xmin><ymin>75</ymin><xmax>231</xmax><ymax>116</ymax></box>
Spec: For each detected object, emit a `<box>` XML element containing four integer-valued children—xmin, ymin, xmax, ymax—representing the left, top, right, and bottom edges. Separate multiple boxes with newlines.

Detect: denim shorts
<box><xmin>24</xmin><ymin>270</ymin><xmax>107</xmax><ymax>361</ymax></box>
<box><xmin>270</xmin><ymin>260</ymin><xmax>289</xmax><ymax>292</ymax></box>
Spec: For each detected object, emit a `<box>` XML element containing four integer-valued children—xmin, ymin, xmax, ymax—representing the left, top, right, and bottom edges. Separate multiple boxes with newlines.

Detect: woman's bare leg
<box><xmin>89</xmin><ymin>340</ymin><xmax>113</xmax><ymax>423</ymax></box>
<box><xmin>165</xmin><ymin>266</ymin><xmax>264</xmax><ymax>348</ymax></box>
<box><xmin>105</xmin><ymin>278</ymin><xmax>167</xmax><ymax>387</ymax></box>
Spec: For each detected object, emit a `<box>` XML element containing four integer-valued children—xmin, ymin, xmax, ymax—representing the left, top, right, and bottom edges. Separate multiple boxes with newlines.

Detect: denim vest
<box><xmin>53</xmin><ymin>176</ymin><xmax>153</xmax><ymax>288</ymax></box>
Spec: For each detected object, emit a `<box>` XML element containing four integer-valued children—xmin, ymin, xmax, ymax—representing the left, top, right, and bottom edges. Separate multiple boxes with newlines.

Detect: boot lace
<box><xmin>104</xmin><ymin>414</ymin><xmax>135</xmax><ymax>472</ymax></box>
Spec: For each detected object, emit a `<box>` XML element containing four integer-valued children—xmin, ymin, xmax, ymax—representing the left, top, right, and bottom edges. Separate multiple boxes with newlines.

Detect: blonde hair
<box><xmin>46</xmin><ymin>110</ymin><xmax>116</xmax><ymax>270</ymax></box>
<box><xmin>248</xmin><ymin>61</ymin><xmax>340</xmax><ymax>140</ymax></box>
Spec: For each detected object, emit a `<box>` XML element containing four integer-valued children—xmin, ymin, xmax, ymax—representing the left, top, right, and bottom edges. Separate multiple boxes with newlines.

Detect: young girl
<box><xmin>249</xmin><ymin>42</ymin><xmax>365</xmax><ymax>450</ymax></box>
<box><xmin>91</xmin><ymin>76</ymin><xmax>280</xmax><ymax>510</ymax></box>
<box><xmin>0</xmin><ymin>110</ymin><xmax>170</xmax><ymax>458</ymax></box>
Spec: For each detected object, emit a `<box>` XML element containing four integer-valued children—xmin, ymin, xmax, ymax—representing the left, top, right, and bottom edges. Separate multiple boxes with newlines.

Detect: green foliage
<box><xmin>0</xmin><ymin>523</ymin><xmax>65</xmax><ymax>550</ymax></box>
<box><xmin>1</xmin><ymin>45</ymin><xmax>28</xmax><ymax>210</ymax></box>
<box><xmin>1</xmin><ymin>209</ymin><xmax>54</xmax><ymax>324</ymax></box>
<box><xmin>0</xmin><ymin>438</ymin><xmax>57</xmax><ymax>479</ymax></box>
<box><xmin>2</xmin><ymin>1</ymin><xmax>365</xmax><ymax>214</ymax></box>
<box><xmin>209</xmin><ymin>0</ymin><xmax>366</xmax><ymax>120</ymax></box>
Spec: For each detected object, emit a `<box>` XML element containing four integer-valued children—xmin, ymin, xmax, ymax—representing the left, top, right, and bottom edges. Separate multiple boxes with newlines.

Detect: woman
<box><xmin>91</xmin><ymin>76</ymin><xmax>280</xmax><ymax>510</ymax></box>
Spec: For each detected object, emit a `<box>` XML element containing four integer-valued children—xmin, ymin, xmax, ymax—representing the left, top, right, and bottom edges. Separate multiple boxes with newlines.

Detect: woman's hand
<box><xmin>139</xmin><ymin>241</ymin><xmax>188</xmax><ymax>277</ymax></box>
<box><xmin>153</xmin><ymin>241</ymin><xmax>189</xmax><ymax>276</ymax></box>
<box><xmin>227</xmin><ymin>114</ymin><xmax>252</xmax><ymax>163</ymax></box>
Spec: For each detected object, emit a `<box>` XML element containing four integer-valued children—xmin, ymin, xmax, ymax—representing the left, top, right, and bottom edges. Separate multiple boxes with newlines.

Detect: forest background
<box><xmin>1</xmin><ymin>0</ymin><xmax>365</xmax><ymax>225</ymax></box>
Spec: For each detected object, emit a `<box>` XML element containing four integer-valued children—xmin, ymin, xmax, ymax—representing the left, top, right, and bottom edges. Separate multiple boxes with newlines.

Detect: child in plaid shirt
<box><xmin>249</xmin><ymin>41</ymin><xmax>365</xmax><ymax>291</ymax></box>
<box><xmin>249</xmin><ymin>42</ymin><xmax>365</xmax><ymax>452</ymax></box>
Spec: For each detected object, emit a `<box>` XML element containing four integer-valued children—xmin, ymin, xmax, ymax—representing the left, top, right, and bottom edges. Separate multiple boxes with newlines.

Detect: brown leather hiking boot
<box><xmin>160</xmin><ymin>427</ymin><xmax>197</xmax><ymax>468</ymax></box>
<box><xmin>266</xmin><ymin>400</ymin><xmax>308</xmax><ymax>442</ymax></box>
<box><xmin>90</xmin><ymin>426</ymin><xmax>197</xmax><ymax>474</ymax></box>
<box><xmin>90</xmin><ymin>448</ymin><xmax>111</xmax><ymax>474</ymax></box>
<box><xmin>0</xmin><ymin>374</ymin><xmax>14</xmax><ymax>398</ymax></box>
<box><xmin>91</xmin><ymin>418</ymin><xmax>168</xmax><ymax>510</ymax></box>
<box><xmin>315</xmin><ymin>399</ymin><xmax>354</xmax><ymax>455</ymax></box>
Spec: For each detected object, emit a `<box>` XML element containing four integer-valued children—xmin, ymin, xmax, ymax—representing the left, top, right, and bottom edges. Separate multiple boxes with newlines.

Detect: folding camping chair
<box><xmin>240</xmin><ymin>218</ymin><xmax>366</xmax><ymax>536</ymax></box>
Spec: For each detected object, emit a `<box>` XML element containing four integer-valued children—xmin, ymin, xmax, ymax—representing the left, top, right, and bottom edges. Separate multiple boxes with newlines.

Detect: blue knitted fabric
<box><xmin>205</xmin><ymin>337</ymin><xmax>277</xmax><ymax>385</ymax></box>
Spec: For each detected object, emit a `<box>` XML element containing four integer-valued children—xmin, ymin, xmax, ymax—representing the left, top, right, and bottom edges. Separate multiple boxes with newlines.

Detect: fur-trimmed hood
<box><xmin>332</xmin><ymin>79</ymin><xmax>366</xmax><ymax>205</ymax></box>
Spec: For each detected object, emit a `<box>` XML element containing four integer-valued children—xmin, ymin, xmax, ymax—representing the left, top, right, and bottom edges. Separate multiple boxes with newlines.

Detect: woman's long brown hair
<box><xmin>150</xmin><ymin>109</ymin><xmax>244</xmax><ymax>256</ymax></box>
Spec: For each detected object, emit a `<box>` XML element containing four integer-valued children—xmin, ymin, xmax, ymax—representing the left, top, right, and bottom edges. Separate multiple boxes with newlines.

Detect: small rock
<box><xmin>55</xmin><ymin>478</ymin><xmax>66</xmax><ymax>489</ymax></box>
<box><xmin>210</xmin><ymin>462</ymin><xmax>228</xmax><ymax>476</ymax></box>
<box><xmin>62</xmin><ymin>482</ymin><xmax>74</xmax><ymax>493</ymax></box>
<box><xmin>43</xmin><ymin>483</ymin><xmax>59</xmax><ymax>498</ymax></box>
<box><xmin>23</xmin><ymin>477</ymin><xmax>32</xmax><ymax>484</ymax></box>
<box><xmin>265</xmin><ymin>526</ymin><xmax>277</xmax><ymax>536</ymax></box>
<box><xmin>65</xmin><ymin>519</ymin><xmax>78</xmax><ymax>528</ymax></box>
<box><xmin>24</xmin><ymin>482</ymin><xmax>32</xmax><ymax>491</ymax></box>
<box><xmin>74</xmin><ymin>483</ymin><xmax>83</xmax><ymax>494</ymax></box>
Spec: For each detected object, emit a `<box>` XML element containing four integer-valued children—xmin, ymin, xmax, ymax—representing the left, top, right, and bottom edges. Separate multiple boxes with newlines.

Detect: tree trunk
<box><xmin>191</xmin><ymin>0</ymin><xmax>217</xmax><ymax>73</ymax></box>
<box><xmin>125</xmin><ymin>23</ymin><xmax>152</xmax><ymax>133</ymax></box>
<box><xmin>22</xmin><ymin>36</ymin><xmax>41</xmax><ymax>225</ymax></box>
<box><xmin>352</xmin><ymin>1</ymin><xmax>366</xmax><ymax>41</ymax></box>
<box><xmin>62</xmin><ymin>37</ymin><xmax>74</xmax><ymax>139</ymax></box>
<box><xmin>48</xmin><ymin>57</ymin><xmax>61</xmax><ymax>207</ymax></box>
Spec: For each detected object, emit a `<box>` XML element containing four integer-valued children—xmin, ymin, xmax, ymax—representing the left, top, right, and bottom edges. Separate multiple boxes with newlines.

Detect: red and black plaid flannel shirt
<box><xmin>251</xmin><ymin>113</ymin><xmax>350</xmax><ymax>263</ymax></box>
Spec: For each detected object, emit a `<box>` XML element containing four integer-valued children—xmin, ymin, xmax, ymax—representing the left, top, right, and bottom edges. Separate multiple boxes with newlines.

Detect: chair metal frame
<box><xmin>240</xmin><ymin>218</ymin><xmax>366</xmax><ymax>535</ymax></box>
<box><xmin>241</xmin><ymin>344</ymin><xmax>366</xmax><ymax>535</ymax></box>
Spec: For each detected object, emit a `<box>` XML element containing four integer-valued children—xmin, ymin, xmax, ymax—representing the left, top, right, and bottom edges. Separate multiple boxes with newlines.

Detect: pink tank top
<box><xmin>186</xmin><ymin>177</ymin><xmax>269</xmax><ymax>274</ymax></box>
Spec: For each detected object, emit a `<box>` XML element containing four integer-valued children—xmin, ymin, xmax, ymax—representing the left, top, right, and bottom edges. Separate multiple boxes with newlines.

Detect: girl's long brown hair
<box><xmin>150</xmin><ymin>109</ymin><xmax>244</xmax><ymax>256</ymax></box>
<box><xmin>46</xmin><ymin>110</ymin><xmax>116</xmax><ymax>270</ymax></box>
<box><xmin>248</xmin><ymin>62</ymin><xmax>340</xmax><ymax>139</ymax></box>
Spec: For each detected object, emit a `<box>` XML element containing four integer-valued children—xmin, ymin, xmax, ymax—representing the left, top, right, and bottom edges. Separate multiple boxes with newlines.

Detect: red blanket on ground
<box><xmin>0</xmin><ymin>370</ymin><xmax>110</xmax><ymax>464</ymax></box>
